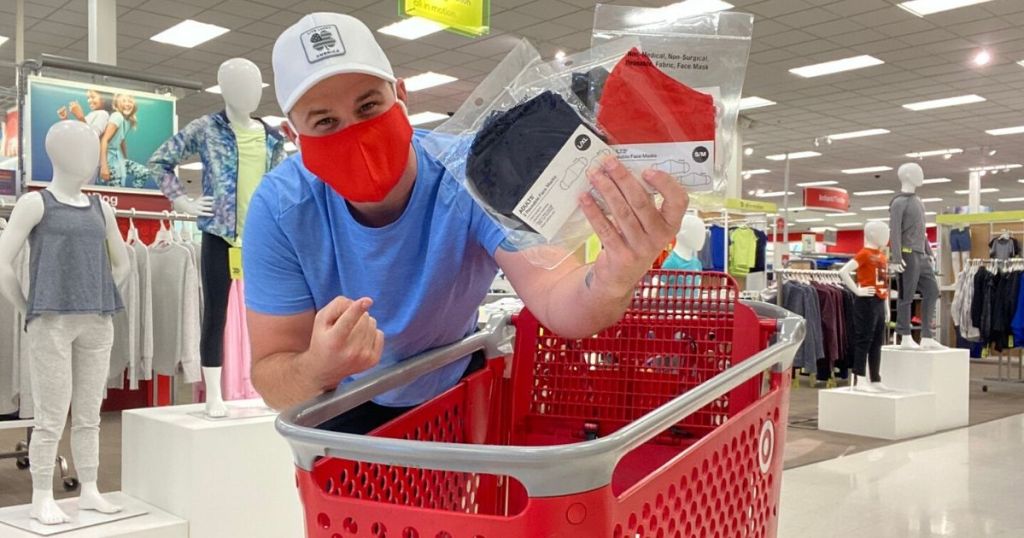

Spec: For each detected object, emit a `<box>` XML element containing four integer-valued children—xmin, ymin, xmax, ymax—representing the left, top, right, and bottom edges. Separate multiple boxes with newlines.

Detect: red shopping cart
<box><xmin>277</xmin><ymin>271</ymin><xmax>805</xmax><ymax>538</ymax></box>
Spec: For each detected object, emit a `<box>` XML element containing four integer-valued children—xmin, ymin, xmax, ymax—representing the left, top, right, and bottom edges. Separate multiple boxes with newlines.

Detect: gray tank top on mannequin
<box><xmin>26</xmin><ymin>190</ymin><xmax>123</xmax><ymax>323</ymax></box>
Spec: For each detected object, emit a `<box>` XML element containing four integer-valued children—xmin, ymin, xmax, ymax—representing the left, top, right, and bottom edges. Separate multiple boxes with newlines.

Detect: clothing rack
<box><xmin>114</xmin><ymin>209</ymin><xmax>197</xmax><ymax>222</ymax></box>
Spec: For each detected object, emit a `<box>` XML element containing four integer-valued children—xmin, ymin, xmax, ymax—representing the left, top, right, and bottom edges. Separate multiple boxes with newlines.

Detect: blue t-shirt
<box><xmin>243</xmin><ymin>131</ymin><xmax>506</xmax><ymax>406</ymax></box>
<box><xmin>661</xmin><ymin>251</ymin><xmax>702</xmax><ymax>272</ymax></box>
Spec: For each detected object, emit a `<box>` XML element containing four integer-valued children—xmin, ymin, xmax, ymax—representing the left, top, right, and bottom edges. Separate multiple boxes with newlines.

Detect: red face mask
<box><xmin>299</xmin><ymin>103</ymin><xmax>414</xmax><ymax>203</ymax></box>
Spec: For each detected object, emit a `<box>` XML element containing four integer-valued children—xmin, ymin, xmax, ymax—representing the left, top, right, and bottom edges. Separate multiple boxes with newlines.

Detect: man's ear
<box><xmin>281</xmin><ymin>120</ymin><xmax>299</xmax><ymax>144</ymax></box>
<box><xmin>395</xmin><ymin>79</ymin><xmax>408</xmax><ymax>105</ymax></box>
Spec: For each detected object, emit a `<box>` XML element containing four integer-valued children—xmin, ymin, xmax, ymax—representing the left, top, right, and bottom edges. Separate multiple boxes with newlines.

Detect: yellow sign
<box><xmin>935</xmin><ymin>211</ymin><xmax>1024</xmax><ymax>225</ymax></box>
<box><xmin>228</xmin><ymin>247</ymin><xmax>243</xmax><ymax>280</ymax></box>
<box><xmin>724</xmin><ymin>198</ymin><xmax>777</xmax><ymax>213</ymax></box>
<box><xmin>402</xmin><ymin>0</ymin><xmax>490</xmax><ymax>37</ymax></box>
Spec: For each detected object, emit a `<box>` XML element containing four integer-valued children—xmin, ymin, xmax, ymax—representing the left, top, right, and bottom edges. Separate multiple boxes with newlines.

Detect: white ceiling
<box><xmin>2</xmin><ymin>0</ymin><xmax>1024</xmax><ymax>230</ymax></box>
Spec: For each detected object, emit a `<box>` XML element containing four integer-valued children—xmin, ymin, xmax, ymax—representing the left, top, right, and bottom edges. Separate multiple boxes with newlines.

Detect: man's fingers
<box><xmin>327</xmin><ymin>298</ymin><xmax>371</xmax><ymax>338</ymax></box>
<box><xmin>373</xmin><ymin>330</ymin><xmax>384</xmax><ymax>357</ymax></box>
<box><xmin>579</xmin><ymin>192</ymin><xmax>628</xmax><ymax>255</ymax></box>
<box><xmin>601</xmin><ymin>157</ymin><xmax>663</xmax><ymax>232</ymax></box>
<box><xmin>589</xmin><ymin>168</ymin><xmax>648</xmax><ymax>244</ymax></box>
<box><xmin>316</xmin><ymin>296</ymin><xmax>355</xmax><ymax>327</ymax></box>
<box><xmin>641</xmin><ymin>169</ymin><xmax>689</xmax><ymax>229</ymax></box>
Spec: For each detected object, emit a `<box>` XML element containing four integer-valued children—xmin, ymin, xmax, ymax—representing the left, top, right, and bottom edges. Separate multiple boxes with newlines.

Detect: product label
<box><xmin>513</xmin><ymin>125</ymin><xmax>613</xmax><ymax>241</ymax></box>
<box><xmin>228</xmin><ymin>247</ymin><xmax>243</xmax><ymax>280</ymax></box>
<box><xmin>612</xmin><ymin>140</ymin><xmax>715</xmax><ymax>191</ymax></box>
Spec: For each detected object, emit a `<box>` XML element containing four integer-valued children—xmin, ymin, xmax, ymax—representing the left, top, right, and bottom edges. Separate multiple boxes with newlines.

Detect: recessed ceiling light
<box><xmin>868</xmin><ymin>217</ymin><xmax>891</xmax><ymax>222</ymax></box>
<box><xmin>742</xmin><ymin>169</ymin><xmax>770</xmax><ymax>176</ymax></box>
<box><xmin>827</xmin><ymin>128</ymin><xmax>890</xmax><ymax>140</ymax></box>
<box><xmin>797</xmin><ymin>180</ymin><xmax>839</xmax><ymax>187</ymax></box>
<box><xmin>898</xmin><ymin>0</ymin><xmax>995</xmax><ymax>17</ymax></box>
<box><xmin>378</xmin><ymin>17</ymin><xmax>447</xmax><ymax>40</ymax></box>
<box><xmin>922</xmin><ymin>178</ymin><xmax>952</xmax><ymax>184</ymax></box>
<box><xmin>842</xmin><ymin>166</ymin><xmax>893</xmax><ymax>174</ymax></box>
<box><xmin>403</xmin><ymin>72</ymin><xmax>458</xmax><ymax>92</ymax></box>
<box><xmin>262</xmin><ymin>116</ymin><xmax>286</xmax><ymax>128</ymax></box>
<box><xmin>765</xmin><ymin>151</ymin><xmax>821</xmax><ymax>161</ymax></box>
<box><xmin>554</xmin><ymin>50</ymin><xmax>566</xmax><ymax>61</ymax></box>
<box><xmin>789</xmin><ymin>55</ymin><xmax>884</xmax><ymax>78</ymax></box>
<box><xmin>151</xmin><ymin>19</ymin><xmax>229</xmax><ymax>48</ymax></box>
<box><xmin>0</xmin><ymin>36</ymin><xmax>8</xmax><ymax>48</ymax></box>
<box><xmin>795</xmin><ymin>218</ymin><xmax>825</xmax><ymax>223</ymax></box>
<box><xmin>998</xmin><ymin>196</ymin><xmax>1024</xmax><ymax>202</ymax></box>
<box><xmin>955</xmin><ymin>188</ymin><xmax>999</xmax><ymax>194</ymax></box>
<box><xmin>284</xmin><ymin>141</ymin><xmax>297</xmax><ymax>152</ymax></box>
<box><xmin>986</xmin><ymin>125</ymin><xmax>1024</xmax><ymax>136</ymax></box>
<box><xmin>1018</xmin><ymin>60</ymin><xmax>1024</xmax><ymax>69</ymax></box>
<box><xmin>744</xmin><ymin>147</ymin><xmax>754</xmax><ymax>156</ymax></box>
<box><xmin>628</xmin><ymin>0</ymin><xmax>735</xmax><ymax>25</ymax></box>
<box><xmin>180</xmin><ymin>162</ymin><xmax>203</xmax><ymax>170</ymax></box>
<box><xmin>853</xmin><ymin>189</ymin><xmax>896</xmax><ymax>196</ymax></box>
<box><xmin>861</xmin><ymin>206</ymin><xmax>890</xmax><ymax>211</ymax></box>
<box><xmin>969</xmin><ymin>164</ymin><xmax>1022</xmax><ymax>171</ymax></box>
<box><xmin>825</xmin><ymin>212</ymin><xmax>858</xmax><ymax>218</ymax></box>
<box><xmin>902</xmin><ymin>94</ymin><xmax>986</xmax><ymax>111</ymax></box>
<box><xmin>739</xmin><ymin>96</ymin><xmax>776</xmax><ymax>110</ymax></box>
<box><xmin>906</xmin><ymin>148</ymin><xmax>963</xmax><ymax>158</ymax></box>
<box><xmin>921</xmin><ymin>197</ymin><xmax>944</xmax><ymax>203</ymax></box>
<box><xmin>205</xmin><ymin>82</ymin><xmax>268</xmax><ymax>94</ymax></box>
<box><xmin>924</xmin><ymin>211</ymin><xmax>937</xmax><ymax>216</ymax></box>
<box><xmin>756</xmin><ymin>191</ymin><xmax>796</xmax><ymax>198</ymax></box>
<box><xmin>989</xmin><ymin>149</ymin><xmax>998</xmax><ymax>156</ymax></box>
<box><xmin>835</xmin><ymin>222</ymin><xmax>864</xmax><ymax>228</ymax></box>
<box><xmin>972</xmin><ymin>49</ymin><xmax>992</xmax><ymax>66</ymax></box>
<box><xmin>408</xmin><ymin>111</ymin><xmax>449</xmax><ymax>126</ymax></box>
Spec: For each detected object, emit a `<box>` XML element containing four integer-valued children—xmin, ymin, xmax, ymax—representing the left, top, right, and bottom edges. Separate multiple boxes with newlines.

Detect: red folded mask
<box><xmin>597</xmin><ymin>48</ymin><xmax>716</xmax><ymax>144</ymax></box>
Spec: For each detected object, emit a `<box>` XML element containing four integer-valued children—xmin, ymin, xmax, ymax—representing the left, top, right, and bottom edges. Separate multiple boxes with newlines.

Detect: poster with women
<box><xmin>25</xmin><ymin>76</ymin><xmax>175</xmax><ymax>193</ymax></box>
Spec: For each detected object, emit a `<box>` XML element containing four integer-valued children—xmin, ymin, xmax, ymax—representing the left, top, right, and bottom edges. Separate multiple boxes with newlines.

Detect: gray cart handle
<box><xmin>276</xmin><ymin>301</ymin><xmax>805</xmax><ymax>498</ymax></box>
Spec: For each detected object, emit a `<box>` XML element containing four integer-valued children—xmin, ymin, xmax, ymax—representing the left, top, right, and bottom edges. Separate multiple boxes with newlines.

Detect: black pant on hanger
<box><xmin>200</xmin><ymin>232</ymin><xmax>232</xmax><ymax>369</ymax></box>
<box><xmin>851</xmin><ymin>295</ymin><xmax>886</xmax><ymax>382</ymax></box>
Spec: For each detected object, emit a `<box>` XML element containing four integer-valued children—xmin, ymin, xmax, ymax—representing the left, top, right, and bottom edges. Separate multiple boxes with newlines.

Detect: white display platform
<box><xmin>0</xmin><ymin>493</ymin><xmax>185</xmax><ymax>538</ymax></box>
<box><xmin>879</xmin><ymin>347</ymin><xmax>970</xmax><ymax>430</ymax></box>
<box><xmin>818</xmin><ymin>387</ymin><xmax>936</xmax><ymax>440</ymax></box>
<box><xmin>121</xmin><ymin>400</ymin><xmax>304</xmax><ymax>538</ymax></box>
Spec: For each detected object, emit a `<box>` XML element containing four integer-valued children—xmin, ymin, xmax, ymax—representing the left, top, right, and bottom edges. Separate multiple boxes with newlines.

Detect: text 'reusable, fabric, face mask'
<box><xmin>299</xmin><ymin>102</ymin><xmax>414</xmax><ymax>203</ymax></box>
<box><xmin>466</xmin><ymin>91</ymin><xmax>595</xmax><ymax>229</ymax></box>
<box><xmin>597</xmin><ymin>48</ymin><xmax>716</xmax><ymax>144</ymax></box>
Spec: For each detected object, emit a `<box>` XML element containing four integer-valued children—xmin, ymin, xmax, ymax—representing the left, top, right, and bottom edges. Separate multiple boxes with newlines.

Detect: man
<box><xmin>244</xmin><ymin>13</ymin><xmax>688</xmax><ymax>432</ymax></box>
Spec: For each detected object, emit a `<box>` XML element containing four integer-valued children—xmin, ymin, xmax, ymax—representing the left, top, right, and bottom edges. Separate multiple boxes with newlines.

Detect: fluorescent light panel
<box><xmin>378</xmin><ymin>17</ymin><xmax>447</xmax><ymax>40</ymax></box>
<box><xmin>835</xmin><ymin>222</ymin><xmax>864</xmax><ymax>228</ymax></box>
<box><xmin>742</xmin><ymin>169</ymin><xmax>771</xmax><ymax>175</ymax></box>
<box><xmin>998</xmin><ymin>197</ymin><xmax>1024</xmax><ymax>202</ymax></box>
<box><xmin>898</xmin><ymin>0</ymin><xmax>995</xmax><ymax>17</ymax></box>
<box><xmin>868</xmin><ymin>217</ymin><xmax>890</xmax><ymax>222</ymax></box>
<box><xmin>828</xmin><ymin>128</ymin><xmax>890</xmax><ymax>140</ymax></box>
<box><xmin>151</xmin><ymin>19</ymin><xmax>229</xmax><ymax>48</ymax></box>
<box><xmin>902</xmin><ymin>94</ymin><xmax>986</xmax><ymax>111</ymax></box>
<box><xmin>853</xmin><ymin>189</ymin><xmax>895</xmax><ymax>196</ymax></box>
<box><xmin>205</xmin><ymin>82</ymin><xmax>268</xmax><ymax>94</ymax></box>
<box><xmin>861</xmin><ymin>206</ymin><xmax>890</xmax><ymax>211</ymax></box>
<box><xmin>789</xmin><ymin>55</ymin><xmax>884</xmax><ymax>78</ymax></box>
<box><xmin>921</xmin><ymin>197</ymin><xmax>943</xmax><ymax>203</ymax></box>
<box><xmin>797</xmin><ymin>180</ymin><xmax>839</xmax><ymax>187</ymax></box>
<box><xmin>262</xmin><ymin>116</ymin><xmax>286</xmax><ymax>128</ymax></box>
<box><xmin>408</xmin><ymin>111</ymin><xmax>449</xmax><ymax>126</ymax></box>
<box><xmin>955</xmin><ymin>188</ymin><xmax>998</xmax><ymax>194</ymax></box>
<box><xmin>0</xmin><ymin>36</ymin><xmax>8</xmax><ymax>47</ymax></box>
<box><xmin>825</xmin><ymin>212</ymin><xmax>858</xmax><ymax>218</ymax></box>
<box><xmin>842</xmin><ymin>166</ymin><xmax>893</xmax><ymax>174</ymax></box>
<box><xmin>739</xmin><ymin>96</ymin><xmax>776</xmax><ymax>110</ymax></box>
<box><xmin>986</xmin><ymin>125</ymin><xmax>1024</xmax><ymax>136</ymax></box>
<box><xmin>906</xmin><ymin>149</ymin><xmax>962</xmax><ymax>158</ymax></box>
<box><xmin>970</xmin><ymin>164</ymin><xmax>1022</xmax><ymax>171</ymax></box>
<box><xmin>403</xmin><ymin>72</ymin><xmax>458</xmax><ymax>92</ymax></box>
<box><xmin>179</xmin><ymin>162</ymin><xmax>203</xmax><ymax>170</ymax></box>
<box><xmin>765</xmin><ymin>151</ymin><xmax>821</xmax><ymax>161</ymax></box>
<box><xmin>795</xmin><ymin>218</ymin><xmax>824</xmax><ymax>223</ymax></box>
<box><xmin>755</xmin><ymin>191</ymin><xmax>795</xmax><ymax>198</ymax></box>
<box><xmin>629</xmin><ymin>0</ymin><xmax>734</xmax><ymax>25</ymax></box>
<box><xmin>922</xmin><ymin>178</ymin><xmax>952</xmax><ymax>184</ymax></box>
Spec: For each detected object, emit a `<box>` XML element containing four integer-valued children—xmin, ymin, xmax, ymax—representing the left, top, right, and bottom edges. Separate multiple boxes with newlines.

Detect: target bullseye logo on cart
<box><xmin>758</xmin><ymin>420</ymin><xmax>775</xmax><ymax>474</ymax></box>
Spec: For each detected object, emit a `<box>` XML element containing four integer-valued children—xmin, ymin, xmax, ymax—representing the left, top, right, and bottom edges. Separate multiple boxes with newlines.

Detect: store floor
<box><xmin>1</xmin><ymin>361</ymin><xmax>1023</xmax><ymax>512</ymax></box>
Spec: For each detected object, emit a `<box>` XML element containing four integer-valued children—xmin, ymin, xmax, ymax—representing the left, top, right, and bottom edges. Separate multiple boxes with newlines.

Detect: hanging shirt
<box><xmin>989</xmin><ymin>236</ymin><xmax>1019</xmax><ymax>260</ymax></box>
<box><xmin>729</xmin><ymin>227</ymin><xmax>758</xmax><ymax>276</ymax></box>
<box><xmin>109</xmin><ymin>246</ymin><xmax>140</xmax><ymax>389</ymax></box>
<box><xmin>853</xmin><ymin>247</ymin><xmax>889</xmax><ymax>299</ymax></box>
<box><xmin>231</xmin><ymin>123</ymin><xmax>268</xmax><ymax>247</ymax></box>
<box><xmin>752</xmin><ymin>229</ymin><xmax>768</xmax><ymax>272</ymax></box>
<box><xmin>708</xmin><ymin>225</ymin><xmax>726</xmax><ymax>271</ymax></box>
<box><xmin>149</xmin><ymin>242</ymin><xmax>201</xmax><ymax>383</ymax></box>
<box><xmin>130</xmin><ymin>240</ymin><xmax>154</xmax><ymax>381</ymax></box>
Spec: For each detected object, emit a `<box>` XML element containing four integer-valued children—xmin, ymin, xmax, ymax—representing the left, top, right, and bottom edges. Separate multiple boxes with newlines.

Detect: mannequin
<box><xmin>662</xmin><ymin>214</ymin><xmax>706</xmax><ymax>271</ymax></box>
<box><xmin>889</xmin><ymin>163</ymin><xmax>944</xmax><ymax>350</ymax></box>
<box><xmin>0</xmin><ymin>121</ymin><xmax>127</xmax><ymax>524</ymax></box>
<box><xmin>150</xmin><ymin>58</ymin><xmax>285</xmax><ymax>417</ymax></box>
<box><xmin>839</xmin><ymin>222</ymin><xmax>891</xmax><ymax>392</ymax></box>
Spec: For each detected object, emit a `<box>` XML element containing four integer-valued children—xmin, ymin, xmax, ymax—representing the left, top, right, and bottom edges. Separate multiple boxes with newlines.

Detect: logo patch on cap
<box><xmin>301</xmin><ymin>24</ymin><xmax>345</xmax><ymax>63</ymax></box>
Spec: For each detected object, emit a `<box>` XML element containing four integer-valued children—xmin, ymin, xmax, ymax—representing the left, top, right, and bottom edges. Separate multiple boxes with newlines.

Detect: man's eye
<box><xmin>315</xmin><ymin>117</ymin><xmax>337</xmax><ymax>128</ymax></box>
<box><xmin>359</xmin><ymin>102</ymin><xmax>378</xmax><ymax>114</ymax></box>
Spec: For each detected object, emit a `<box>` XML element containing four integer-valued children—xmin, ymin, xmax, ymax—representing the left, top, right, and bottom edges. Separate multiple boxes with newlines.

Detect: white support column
<box><xmin>88</xmin><ymin>0</ymin><xmax>117</xmax><ymax>65</ymax></box>
<box><xmin>968</xmin><ymin>171</ymin><xmax>981</xmax><ymax>214</ymax></box>
<box><xmin>15</xmin><ymin>0</ymin><xmax>24</xmax><ymax>64</ymax></box>
<box><xmin>725</xmin><ymin>129</ymin><xmax>742</xmax><ymax>200</ymax></box>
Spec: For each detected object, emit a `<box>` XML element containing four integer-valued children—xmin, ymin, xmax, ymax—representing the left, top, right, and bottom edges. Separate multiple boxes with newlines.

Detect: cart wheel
<box><xmin>62</xmin><ymin>477</ymin><xmax>79</xmax><ymax>492</ymax></box>
<box><xmin>16</xmin><ymin>457</ymin><xmax>29</xmax><ymax>470</ymax></box>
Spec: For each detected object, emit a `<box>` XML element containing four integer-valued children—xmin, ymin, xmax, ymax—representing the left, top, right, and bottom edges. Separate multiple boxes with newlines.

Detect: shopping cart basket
<box><xmin>277</xmin><ymin>271</ymin><xmax>805</xmax><ymax>538</ymax></box>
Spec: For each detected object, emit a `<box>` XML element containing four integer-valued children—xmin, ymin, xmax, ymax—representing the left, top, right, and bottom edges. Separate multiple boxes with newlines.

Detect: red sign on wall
<box><xmin>803</xmin><ymin>186</ymin><xmax>850</xmax><ymax>213</ymax></box>
<box><xmin>27</xmin><ymin>185</ymin><xmax>172</xmax><ymax>212</ymax></box>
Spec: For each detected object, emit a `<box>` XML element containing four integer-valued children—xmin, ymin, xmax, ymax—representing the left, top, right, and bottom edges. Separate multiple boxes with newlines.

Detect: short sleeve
<box><xmin>242</xmin><ymin>184</ymin><xmax>315</xmax><ymax>315</ymax></box>
<box><xmin>854</xmin><ymin>250</ymin><xmax>868</xmax><ymax>267</ymax></box>
<box><xmin>109</xmin><ymin>112</ymin><xmax>124</xmax><ymax>131</ymax></box>
<box><xmin>453</xmin><ymin>176</ymin><xmax>506</xmax><ymax>256</ymax></box>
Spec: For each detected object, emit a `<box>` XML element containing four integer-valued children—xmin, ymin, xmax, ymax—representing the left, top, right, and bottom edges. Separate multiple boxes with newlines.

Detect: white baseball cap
<box><xmin>272</xmin><ymin>12</ymin><xmax>396</xmax><ymax>113</ymax></box>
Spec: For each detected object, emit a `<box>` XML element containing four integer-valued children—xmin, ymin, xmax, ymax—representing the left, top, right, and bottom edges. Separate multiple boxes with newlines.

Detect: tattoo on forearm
<box><xmin>585</xmin><ymin>266</ymin><xmax>595</xmax><ymax>289</ymax></box>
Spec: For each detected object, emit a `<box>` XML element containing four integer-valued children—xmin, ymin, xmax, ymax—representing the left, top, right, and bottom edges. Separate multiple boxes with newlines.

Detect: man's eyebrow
<box><xmin>355</xmin><ymin>89</ymin><xmax>383</xmax><ymax>103</ymax></box>
<box><xmin>305</xmin><ymin>108</ymin><xmax>331</xmax><ymax>122</ymax></box>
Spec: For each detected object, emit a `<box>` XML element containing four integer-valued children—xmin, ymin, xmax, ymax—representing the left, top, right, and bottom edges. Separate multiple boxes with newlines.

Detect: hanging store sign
<box><xmin>803</xmin><ymin>186</ymin><xmax>849</xmax><ymax>213</ymax></box>
<box><xmin>401</xmin><ymin>0</ymin><xmax>490</xmax><ymax>37</ymax></box>
<box><xmin>724</xmin><ymin>197</ymin><xmax>777</xmax><ymax>213</ymax></box>
<box><xmin>823</xmin><ymin>228</ymin><xmax>837</xmax><ymax>246</ymax></box>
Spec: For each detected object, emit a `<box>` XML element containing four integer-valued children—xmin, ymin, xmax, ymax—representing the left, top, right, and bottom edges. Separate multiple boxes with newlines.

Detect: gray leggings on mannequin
<box><xmin>200</xmin><ymin>232</ymin><xmax>231</xmax><ymax>368</ymax></box>
<box><xmin>27</xmin><ymin>314</ymin><xmax>113</xmax><ymax>490</ymax></box>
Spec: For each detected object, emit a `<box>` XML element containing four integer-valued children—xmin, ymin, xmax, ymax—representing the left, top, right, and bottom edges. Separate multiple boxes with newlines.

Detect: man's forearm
<box><xmin>540</xmin><ymin>264</ymin><xmax>632</xmax><ymax>339</ymax></box>
<box><xmin>252</xmin><ymin>350</ymin><xmax>324</xmax><ymax>410</ymax></box>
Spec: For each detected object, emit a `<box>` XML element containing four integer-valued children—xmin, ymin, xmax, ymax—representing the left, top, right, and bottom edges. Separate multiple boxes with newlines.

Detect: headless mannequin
<box><xmin>168</xmin><ymin>59</ymin><xmax>264</xmax><ymax>417</ymax></box>
<box><xmin>890</xmin><ymin>163</ymin><xmax>944</xmax><ymax>350</ymax></box>
<box><xmin>0</xmin><ymin>121</ymin><xmax>127</xmax><ymax>524</ymax></box>
<box><xmin>839</xmin><ymin>222</ymin><xmax>891</xmax><ymax>392</ymax></box>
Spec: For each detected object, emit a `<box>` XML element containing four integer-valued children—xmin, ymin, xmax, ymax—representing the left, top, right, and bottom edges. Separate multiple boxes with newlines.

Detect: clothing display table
<box><xmin>121</xmin><ymin>400</ymin><xmax>302</xmax><ymax>538</ymax></box>
<box><xmin>818</xmin><ymin>387</ymin><xmax>936</xmax><ymax>440</ymax></box>
<box><xmin>0</xmin><ymin>492</ymin><xmax>185</xmax><ymax>538</ymax></box>
<box><xmin>880</xmin><ymin>347</ymin><xmax>969</xmax><ymax>430</ymax></box>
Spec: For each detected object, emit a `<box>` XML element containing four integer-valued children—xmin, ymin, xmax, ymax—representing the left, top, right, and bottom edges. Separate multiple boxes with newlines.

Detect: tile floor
<box><xmin>779</xmin><ymin>413</ymin><xmax>1024</xmax><ymax>537</ymax></box>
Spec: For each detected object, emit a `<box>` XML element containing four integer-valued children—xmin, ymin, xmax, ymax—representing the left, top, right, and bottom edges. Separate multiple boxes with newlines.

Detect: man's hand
<box><xmin>302</xmin><ymin>296</ymin><xmax>384</xmax><ymax>392</ymax></box>
<box><xmin>578</xmin><ymin>155</ymin><xmax>689</xmax><ymax>299</ymax></box>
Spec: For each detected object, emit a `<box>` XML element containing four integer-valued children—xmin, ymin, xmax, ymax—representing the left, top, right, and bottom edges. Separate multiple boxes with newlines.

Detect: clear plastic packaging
<box><xmin>592</xmin><ymin>5</ymin><xmax>755</xmax><ymax>208</ymax></box>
